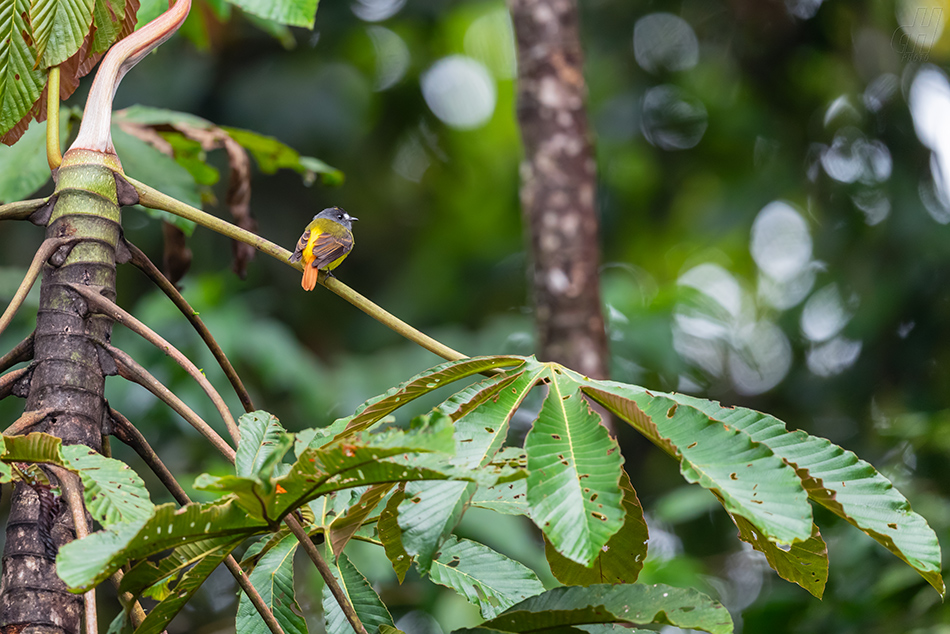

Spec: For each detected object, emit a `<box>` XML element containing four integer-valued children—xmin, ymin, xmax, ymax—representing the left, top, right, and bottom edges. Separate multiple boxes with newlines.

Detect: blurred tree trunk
<box><xmin>509</xmin><ymin>0</ymin><xmax>610</xmax><ymax>385</ymax></box>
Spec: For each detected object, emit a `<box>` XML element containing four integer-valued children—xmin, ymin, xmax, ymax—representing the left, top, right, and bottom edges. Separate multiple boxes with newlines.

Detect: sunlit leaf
<box><xmin>430</xmin><ymin>536</ymin><xmax>544</xmax><ymax>619</ymax></box>
<box><xmin>526</xmin><ymin>369</ymin><xmax>625</xmax><ymax>566</ymax></box>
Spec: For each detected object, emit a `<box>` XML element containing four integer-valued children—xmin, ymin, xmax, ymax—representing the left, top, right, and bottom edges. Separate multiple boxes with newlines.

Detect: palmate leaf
<box><xmin>236</xmin><ymin>534</ymin><xmax>308</xmax><ymax>634</ymax></box>
<box><xmin>670</xmin><ymin>394</ymin><xmax>945</xmax><ymax>596</ymax></box>
<box><xmin>30</xmin><ymin>0</ymin><xmax>96</xmax><ymax>68</ymax></box>
<box><xmin>544</xmin><ymin>468</ymin><xmax>648</xmax><ymax>586</ymax></box>
<box><xmin>62</xmin><ymin>445</ymin><xmax>154</xmax><ymax>527</ymax></box>
<box><xmin>0</xmin><ymin>0</ymin><xmax>46</xmax><ymax>137</ymax></box>
<box><xmin>398</xmin><ymin>367</ymin><xmax>543</xmax><ymax>573</ymax></box>
<box><xmin>337</xmin><ymin>355</ymin><xmax>526</xmax><ymax>437</ymax></box>
<box><xmin>525</xmin><ymin>368</ymin><xmax>625</xmax><ymax>566</ymax></box>
<box><xmin>579</xmin><ymin>380</ymin><xmax>813</xmax><ymax>546</ymax></box>
<box><xmin>235</xmin><ymin>410</ymin><xmax>293</xmax><ymax>478</ymax></box>
<box><xmin>429</xmin><ymin>536</ymin><xmax>544</xmax><ymax>619</ymax></box>
<box><xmin>468</xmin><ymin>583</ymin><xmax>733</xmax><ymax>634</ymax></box>
<box><xmin>323</xmin><ymin>552</ymin><xmax>395</xmax><ymax>634</ymax></box>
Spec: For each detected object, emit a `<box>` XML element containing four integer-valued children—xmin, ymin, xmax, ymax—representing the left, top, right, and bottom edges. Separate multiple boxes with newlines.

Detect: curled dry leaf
<box><xmin>162</xmin><ymin>222</ymin><xmax>193</xmax><ymax>287</ymax></box>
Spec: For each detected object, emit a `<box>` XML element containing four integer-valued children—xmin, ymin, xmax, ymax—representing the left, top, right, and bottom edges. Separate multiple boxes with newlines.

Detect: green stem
<box><xmin>128</xmin><ymin>177</ymin><xmax>467</xmax><ymax>362</ymax></box>
<box><xmin>47</xmin><ymin>66</ymin><xmax>62</xmax><ymax>170</ymax></box>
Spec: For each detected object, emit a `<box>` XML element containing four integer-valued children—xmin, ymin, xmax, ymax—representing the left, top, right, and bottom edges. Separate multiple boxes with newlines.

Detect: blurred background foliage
<box><xmin>2</xmin><ymin>0</ymin><xmax>950</xmax><ymax>632</ymax></box>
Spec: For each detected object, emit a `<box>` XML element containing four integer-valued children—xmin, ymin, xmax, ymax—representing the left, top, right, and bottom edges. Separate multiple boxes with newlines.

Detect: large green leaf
<box><xmin>525</xmin><ymin>370</ymin><xmax>625</xmax><ymax>566</ymax></box>
<box><xmin>221</xmin><ymin>125</ymin><xmax>342</xmax><ymax>185</ymax></box>
<box><xmin>398</xmin><ymin>480</ymin><xmax>473</xmax><ymax>574</ymax></box>
<box><xmin>30</xmin><ymin>0</ymin><xmax>96</xmax><ymax>68</ymax></box>
<box><xmin>56</xmin><ymin>499</ymin><xmax>260</xmax><ymax>591</ymax></box>
<box><xmin>544</xmin><ymin>468</ymin><xmax>648</xmax><ymax>586</ymax></box>
<box><xmin>0</xmin><ymin>0</ymin><xmax>47</xmax><ymax>136</ymax></box>
<box><xmin>323</xmin><ymin>552</ymin><xmax>395</xmax><ymax>634</ymax></box>
<box><xmin>670</xmin><ymin>394</ymin><xmax>945</xmax><ymax>596</ymax></box>
<box><xmin>118</xmin><ymin>536</ymin><xmax>240</xmax><ymax>597</ymax></box>
<box><xmin>472</xmin><ymin>583</ymin><xmax>733</xmax><ymax>634</ymax></box>
<box><xmin>580</xmin><ymin>380</ymin><xmax>812</xmax><ymax>546</ymax></box>
<box><xmin>429</xmin><ymin>536</ymin><xmax>544</xmax><ymax>619</ymax></box>
<box><xmin>338</xmin><ymin>356</ymin><xmax>526</xmax><ymax>437</ymax></box>
<box><xmin>62</xmin><ymin>445</ymin><xmax>154</xmax><ymax>527</ymax></box>
<box><xmin>329</xmin><ymin>482</ymin><xmax>394</xmax><ymax>557</ymax></box>
<box><xmin>91</xmin><ymin>0</ymin><xmax>126</xmax><ymax>53</ymax></box>
<box><xmin>224</xmin><ymin>0</ymin><xmax>319</xmax><ymax>28</ymax></box>
<box><xmin>379</xmin><ymin>485</ymin><xmax>412</xmax><ymax>582</ymax></box>
<box><xmin>236</xmin><ymin>533</ymin><xmax>308</xmax><ymax>634</ymax></box>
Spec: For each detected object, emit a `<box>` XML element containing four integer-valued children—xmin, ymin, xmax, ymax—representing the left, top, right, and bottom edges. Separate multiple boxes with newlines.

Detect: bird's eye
<box><xmin>338</xmin><ymin>213</ymin><xmax>344</xmax><ymax>219</ymax></box>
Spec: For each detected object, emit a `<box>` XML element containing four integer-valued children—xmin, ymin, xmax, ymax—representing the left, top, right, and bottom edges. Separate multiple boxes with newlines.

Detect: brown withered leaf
<box><xmin>162</xmin><ymin>221</ymin><xmax>192</xmax><ymax>287</ymax></box>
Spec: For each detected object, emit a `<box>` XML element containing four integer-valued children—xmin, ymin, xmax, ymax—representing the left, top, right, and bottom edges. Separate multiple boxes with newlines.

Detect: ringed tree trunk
<box><xmin>508</xmin><ymin>0</ymin><xmax>611</xmax><ymax>386</ymax></box>
<box><xmin>0</xmin><ymin>151</ymin><xmax>124</xmax><ymax>633</ymax></box>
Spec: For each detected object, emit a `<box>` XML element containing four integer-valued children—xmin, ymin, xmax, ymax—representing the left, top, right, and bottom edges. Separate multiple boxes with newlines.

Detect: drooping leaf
<box><xmin>731</xmin><ymin>513</ymin><xmax>828</xmax><ymax>599</ymax></box>
<box><xmin>62</xmin><ymin>444</ymin><xmax>154</xmax><ymax>527</ymax></box>
<box><xmin>323</xmin><ymin>552</ymin><xmax>395</xmax><ymax>634</ymax></box>
<box><xmin>132</xmin><ymin>537</ymin><xmax>244</xmax><ymax>634</ymax></box>
<box><xmin>429</xmin><ymin>536</ymin><xmax>544</xmax><ymax>619</ymax></box>
<box><xmin>236</xmin><ymin>533</ymin><xmax>308</xmax><ymax>634</ymax></box>
<box><xmin>329</xmin><ymin>482</ymin><xmax>394</xmax><ymax>557</ymax></box>
<box><xmin>544</xmin><ymin>468</ymin><xmax>648</xmax><ymax>586</ymax></box>
<box><xmin>1</xmin><ymin>432</ymin><xmax>66</xmax><ymax>465</ymax></box>
<box><xmin>30</xmin><ymin>0</ymin><xmax>96</xmax><ymax>68</ymax></box>
<box><xmin>580</xmin><ymin>379</ymin><xmax>813</xmax><ymax>546</ymax></box>
<box><xmin>525</xmin><ymin>369</ymin><xmax>625</xmax><ymax>566</ymax></box>
<box><xmin>224</xmin><ymin>0</ymin><xmax>319</xmax><ymax>28</ymax></box>
<box><xmin>472</xmin><ymin>583</ymin><xmax>733</xmax><ymax>634</ymax></box>
<box><xmin>221</xmin><ymin>125</ymin><xmax>343</xmax><ymax>185</ymax></box>
<box><xmin>235</xmin><ymin>410</ymin><xmax>292</xmax><ymax>478</ymax></box>
<box><xmin>379</xmin><ymin>485</ymin><xmax>412</xmax><ymax>583</ymax></box>
<box><xmin>56</xmin><ymin>499</ymin><xmax>261</xmax><ymax>591</ymax></box>
<box><xmin>112</xmin><ymin>124</ymin><xmax>200</xmax><ymax>234</ymax></box>
<box><xmin>670</xmin><ymin>393</ymin><xmax>944</xmax><ymax>596</ymax></box>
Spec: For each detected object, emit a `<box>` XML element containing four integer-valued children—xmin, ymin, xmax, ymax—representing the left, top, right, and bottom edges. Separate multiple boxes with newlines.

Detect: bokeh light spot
<box><xmin>421</xmin><ymin>56</ymin><xmax>497</xmax><ymax>130</ymax></box>
<box><xmin>750</xmin><ymin>201</ymin><xmax>813</xmax><ymax>283</ymax></box>
<box><xmin>633</xmin><ymin>13</ymin><xmax>699</xmax><ymax>74</ymax></box>
<box><xmin>641</xmin><ymin>85</ymin><xmax>707</xmax><ymax>150</ymax></box>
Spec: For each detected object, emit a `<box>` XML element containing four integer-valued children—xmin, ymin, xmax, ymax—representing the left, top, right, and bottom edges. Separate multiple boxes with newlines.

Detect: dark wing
<box><xmin>289</xmin><ymin>229</ymin><xmax>310</xmax><ymax>263</ymax></box>
<box><xmin>309</xmin><ymin>231</ymin><xmax>354</xmax><ymax>269</ymax></box>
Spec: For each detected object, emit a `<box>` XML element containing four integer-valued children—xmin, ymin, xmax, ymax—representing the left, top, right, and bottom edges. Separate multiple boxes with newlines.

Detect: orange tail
<box><xmin>301</xmin><ymin>265</ymin><xmax>319</xmax><ymax>291</ymax></box>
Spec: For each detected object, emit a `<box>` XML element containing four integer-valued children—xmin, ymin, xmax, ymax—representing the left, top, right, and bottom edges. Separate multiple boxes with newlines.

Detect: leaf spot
<box><xmin>667</xmin><ymin>404</ymin><xmax>677</xmax><ymax>418</ymax></box>
<box><xmin>888</xmin><ymin>523</ymin><xmax>897</xmax><ymax>529</ymax></box>
<box><xmin>687</xmin><ymin>442</ymin><xmax>697</xmax><ymax>449</ymax></box>
<box><xmin>551</xmin><ymin>434</ymin><xmax>561</xmax><ymax>440</ymax></box>
<box><xmin>590</xmin><ymin>493</ymin><xmax>598</xmax><ymax>502</ymax></box>
<box><xmin>591</xmin><ymin>511</ymin><xmax>607</xmax><ymax>521</ymax></box>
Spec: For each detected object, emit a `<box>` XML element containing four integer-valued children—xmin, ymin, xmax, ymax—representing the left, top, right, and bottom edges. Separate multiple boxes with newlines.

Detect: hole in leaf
<box><xmin>485</xmin><ymin>427</ymin><xmax>495</xmax><ymax>433</ymax></box>
<box><xmin>551</xmin><ymin>434</ymin><xmax>561</xmax><ymax>440</ymax></box>
<box><xmin>888</xmin><ymin>523</ymin><xmax>897</xmax><ymax>529</ymax></box>
<box><xmin>591</xmin><ymin>511</ymin><xmax>607</xmax><ymax>521</ymax></box>
<box><xmin>447</xmin><ymin>557</ymin><xmax>461</xmax><ymax>568</ymax></box>
<box><xmin>590</xmin><ymin>493</ymin><xmax>598</xmax><ymax>502</ymax></box>
<box><xmin>687</xmin><ymin>442</ymin><xmax>697</xmax><ymax>449</ymax></box>
<box><xmin>667</xmin><ymin>404</ymin><xmax>677</xmax><ymax>417</ymax></box>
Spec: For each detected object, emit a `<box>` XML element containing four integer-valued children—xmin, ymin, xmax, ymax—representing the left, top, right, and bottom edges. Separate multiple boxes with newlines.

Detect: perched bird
<box><xmin>289</xmin><ymin>207</ymin><xmax>357</xmax><ymax>290</ymax></box>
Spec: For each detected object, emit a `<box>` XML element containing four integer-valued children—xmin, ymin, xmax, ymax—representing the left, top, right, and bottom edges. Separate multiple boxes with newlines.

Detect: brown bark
<box><xmin>509</xmin><ymin>0</ymin><xmax>610</xmax><ymax>382</ymax></box>
<box><xmin>0</xmin><ymin>155</ymin><xmax>122</xmax><ymax>634</ymax></box>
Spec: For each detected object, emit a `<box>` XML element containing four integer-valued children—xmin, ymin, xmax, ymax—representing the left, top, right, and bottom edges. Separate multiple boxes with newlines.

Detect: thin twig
<box><xmin>50</xmin><ymin>465</ymin><xmax>97</xmax><ymax>634</ymax></box>
<box><xmin>0</xmin><ymin>238</ymin><xmax>76</xmax><ymax>339</ymax></box>
<box><xmin>109</xmin><ymin>409</ymin><xmax>285</xmax><ymax>634</ymax></box>
<box><xmin>284</xmin><ymin>514</ymin><xmax>368</xmax><ymax>634</ymax></box>
<box><xmin>106</xmin><ymin>344</ymin><xmax>235</xmax><ymax>462</ymax></box>
<box><xmin>125</xmin><ymin>241</ymin><xmax>256</xmax><ymax>413</ymax></box>
<box><xmin>69</xmin><ymin>283</ymin><xmax>240</xmax><ymax>445</ymax></box>
<box><xmin>0</xmin><ymin>332</ymin><xmax>34</xmax><ymax>373</ymax></box>
<box><xmin>0</xmin><ymin>367</ymin><xmax>29</xmax><ymax>401</ymax></box>
<box><xmin>2</xmin><ymin>407</ymin><xmax>55</xmax><ymax>436</ymax></box>
<box><xmin>0</xmin><ymin>198</ymin><xmax>47</xmax><ymax>223</ymax></box>
<box><xmin>47</xmin><ymin>66</ymin><xmax>62</xmax><ymax>170</ymax></box>
<box><xmin>127</xmin><ymin>176</ymin><xmax>467</xmax><ymax>362</ymax></box>
<box><xmin>109</xmin><ymin>569</ymin><xmax>148</xmax><ymax>628</ymax></box>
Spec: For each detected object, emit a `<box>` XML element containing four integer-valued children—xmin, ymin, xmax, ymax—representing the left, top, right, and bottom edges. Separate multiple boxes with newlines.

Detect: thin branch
<box><xmin>0</xmin><ymin>198</ymin><xmax>47</xmax><ymax>222</ymax></box>
<box><xmin>109</xmin><ymin>569</ymin><xmax>148</xmax><ymax>628</ymax></box>
<box><xmin>109</xmin><ymin>409</ymin><xmax>285</xmax><ymax>634</ymax></box>
<box><xmin>69</xmin><ymin>283</ymin><xmax>240</xmax><ymax>445</ymax></box>
<box><xmin>50</xmin><ymin>465</ymin><xmax>97</xmax><ymax>634</ymax></box>
<box><xmin>105</xmin><ymin>344</ymin><xmax>235</xmax><ymax>462</ymax></box>
<box><xmin>127</xmin><ymin>176</ymin><xmax>467</xmax><ymax>363</ymax></box>
<box><xmin>2</xmin><ymin>407</ymin><xmax>55</xmax><ymax>436</ymax></box>
<box><xmin>0</xmin><ymin>237</ymin><xmax>76</xmax><ymax>339</ymax></box>
<box><xmin>47</xmin><ymin>66</ymin><xmax>62</xmax><ymax>170</ymax></box>
<box><xmin>0</xmin><ymin>332</ymin><xmax>34</xmax><ymax>373</ymax></box>
<box><xmin>284</xmin><ymin>514</ymin><xmax>368</xmax><ymax>634</ymax></box>
<box><xmin>0</xmin><ymin>367</ymin><xmax>29</xmax><ymax>401</ymax></box>
<box><xmin>125</xmin><ymin>241</ymin><xmax>256</xmax><ymax>413</ymax></box>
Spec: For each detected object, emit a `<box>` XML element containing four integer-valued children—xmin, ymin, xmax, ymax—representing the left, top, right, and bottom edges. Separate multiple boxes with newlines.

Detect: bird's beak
<box><xmin>349</xmin><ymin>215</ymin><xmax>359</xmax><ymax>222</ymax></box>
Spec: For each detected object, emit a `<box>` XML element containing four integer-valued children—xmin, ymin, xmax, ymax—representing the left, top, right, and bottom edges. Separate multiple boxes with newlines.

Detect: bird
<box><xmin>289</xmin><ymin>207</ymin><xmax>357</xmax><ymax>290</ymax></box>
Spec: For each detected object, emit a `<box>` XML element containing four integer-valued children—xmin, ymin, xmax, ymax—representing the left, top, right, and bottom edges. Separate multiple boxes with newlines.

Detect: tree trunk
<box><xmin>509</xmin><ymin>0</ymin><xmax>610</xmax><ymax>384</ymax></box>
<box><xmin>0</xmin><ymin>150</ymin><xmax>123</xmax><ymax>634</ymax></box>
